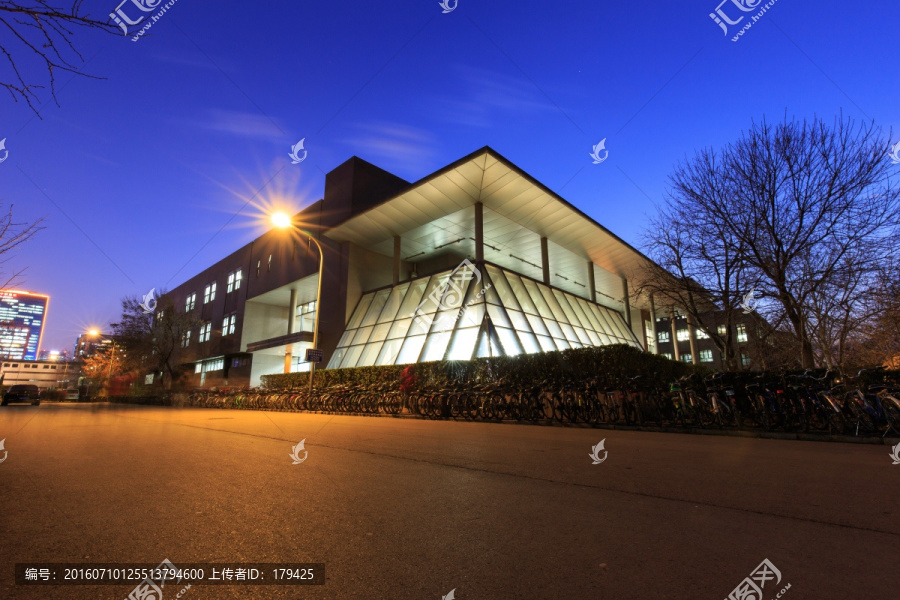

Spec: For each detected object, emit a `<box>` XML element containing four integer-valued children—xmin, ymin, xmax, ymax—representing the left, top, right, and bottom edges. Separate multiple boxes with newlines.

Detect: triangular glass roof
<box><xmin>326</xmin><ymin>261</ymin><xmax>642</xmax><ymax>369</ymax></box>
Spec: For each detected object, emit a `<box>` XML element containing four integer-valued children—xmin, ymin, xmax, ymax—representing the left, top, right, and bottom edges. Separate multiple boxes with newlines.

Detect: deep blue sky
<box><xmin>2</xmin><ymin>0</ymin><xmax>898</xmax><ymax>353</ymax></box>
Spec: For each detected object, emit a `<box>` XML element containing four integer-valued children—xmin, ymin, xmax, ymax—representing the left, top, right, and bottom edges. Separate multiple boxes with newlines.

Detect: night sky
<box><xmin>2</xmin><ymin>0</ymin><xmax>898</xmax><ymax>353</ymax></box>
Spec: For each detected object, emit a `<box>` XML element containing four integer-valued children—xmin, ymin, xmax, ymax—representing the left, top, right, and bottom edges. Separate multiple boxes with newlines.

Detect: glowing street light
<box><xmin>270</xmin><ymin>211</ymin><xmax>323</xmax><ymax>394</ymax></box>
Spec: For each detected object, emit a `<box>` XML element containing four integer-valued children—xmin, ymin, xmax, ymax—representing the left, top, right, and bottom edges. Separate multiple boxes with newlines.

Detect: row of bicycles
<box><xmin>184</xmin><ymin>368</ymin><xmax>900</xmax><ymax>437</ymax></box>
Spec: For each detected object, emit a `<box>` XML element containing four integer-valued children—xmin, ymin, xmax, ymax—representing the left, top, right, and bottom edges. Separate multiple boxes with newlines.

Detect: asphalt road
<box><xmin>1</xmin><ymin>403</ymin><xmax>898</xmax><ymax>600</ymax></box>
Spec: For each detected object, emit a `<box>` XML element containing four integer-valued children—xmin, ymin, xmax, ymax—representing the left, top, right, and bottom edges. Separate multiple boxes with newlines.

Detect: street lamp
<box><xmin>271</xmin><ymin>211</ymin><xmax>323</xmax><ymax>395</ymax></box>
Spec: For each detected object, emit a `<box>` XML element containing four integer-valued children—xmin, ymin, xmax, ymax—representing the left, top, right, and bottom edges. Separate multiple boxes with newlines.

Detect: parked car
<box><xmin>64</xmin><ymin>388</ymin><xmax>80</xmax><ymax>401</ymax></box>
<box><xmin>2</xmin><ymin>384</ymin><xmax>41</xmax><ymax>405</ymax></box>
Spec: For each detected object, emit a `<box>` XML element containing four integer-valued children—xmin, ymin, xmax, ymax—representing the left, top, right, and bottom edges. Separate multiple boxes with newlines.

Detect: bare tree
<box><xmin>0</xmin><ymin>1</ymin><xmax>117</xmax><ymax>115</ymax></box>
<box><xmin>643</xmin><ymin>114</ymin><xmax>900</xmax><ymax>370</ymax></box>
<box><xmin>0</xmin><ymin>203</ymin><xmax>44</xmax><ymax>288</ymax></box>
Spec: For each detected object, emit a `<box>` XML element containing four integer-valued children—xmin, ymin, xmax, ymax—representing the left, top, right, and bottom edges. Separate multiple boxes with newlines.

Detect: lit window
<box><xmin>676</xmin><ymin>329</ymin><xmax>690</xmax><ymax>342</ymax></box>
<box><xmin>717</xmin><ymin>324</ymin><xmax>727</xmax><ymax>336</ymax></box>
<box><xmin>658</xmin><ymin>330</ymin><xmax>670</xmax><ymax>343</ymax></box>
<box><xmin>203</xmin><ymin>282</ymin><xmax>217</xmax><ymax>304</ymax></box>
<box><xmin>185</xmin><ymin>293</ymin><xmax>196</xmax><ymax>311</ymax></box>
<box><xmin>256</xmin><ymin>260</ymin><xmax>261</xmax><ymax>277</ymax></box>
<box><xmin>268</xmin><ymin>254</ymin><xmax>272</xmax><ymax>272</ymax></box>
<box><xmin>182</xmin><ymin>330</ymin><xmax>191</xmax><ymax>347</ymax></box>
<box><xmin>680</xmin><ymin>353</ymin><xmax>692</xmax><ymax>363</ymax></box>
<box><xmin>199</xmin><ymin>322</ymin><xmax>211</xmax><ymax>343</ymax></box>
<box><xmin>157</xmin><ymin>310</ymin><xmax>165</xmax><ymax>321</ymax></box>
<box><xmin>226</xmin><ymin>270</ymin><xmax>242</xmax><ymax>293</ymax></box>
<box><xmin>222</xmin><ymin>314</ymin><xmax>236</xmax><ymax>336</ymax></box>
<box><xmin>700</xmin><ymin>349</ymin><xmax>713</xmax><ymax>362</ymax></box>
<box><xmin>194</xmin><ymin>363</ymin><xmax>201</xmax><ymax>373</ymax></box>
<box><xmin>661</xmin><ymin>353</ymin><xmax>673</xmax><ymax>360</ymax></box>
<box><xmin>736</xmin><ymin>323</ymin><xmax>748</xmax><ymax>343</ymax></box>
<box><xmin>741</xmin><ymin>354</ymin><xmax>751</xmax><ymax>367</ymax></box>
<box><xmin>696</xmin><ymin>329</ymin><xmax>709</xmax><ymax>339</ymax></box>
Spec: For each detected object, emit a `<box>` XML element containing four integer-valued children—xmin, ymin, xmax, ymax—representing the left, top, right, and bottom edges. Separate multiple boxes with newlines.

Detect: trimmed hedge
<box><xmin>261</xmin><ymin>344</ymin><xmax>700</xmax><ymax>392</ymax></box>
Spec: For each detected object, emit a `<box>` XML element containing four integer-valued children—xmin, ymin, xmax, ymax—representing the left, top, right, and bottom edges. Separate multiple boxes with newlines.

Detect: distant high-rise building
<box><xmin>0</xmin><ymin>290</ymin><xmax>49</xmax><ymax>361</ymax></box>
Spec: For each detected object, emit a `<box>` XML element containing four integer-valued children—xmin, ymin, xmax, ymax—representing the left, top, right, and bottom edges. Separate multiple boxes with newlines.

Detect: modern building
<box><xmin>0</xmin><ymin>290</ymin><xmax>49</xmax><ymax>361</ymax></box>
<box><xmin>0</xmin><ymin>359</ymin><xmax>78</xmax><ymax>391</ymax></box>
<box><xmin>74</xmin><ymin>332</ymin><xmax>112</xmax><ymax>359</ymax></box>
<box><xmin>654</xmin><ymin>309</ymin><xmax>774</xmax><ymax>370</ymax></box>
<box><xmin>165</xmin><ymin>147</ymin><xmax>672</xmax><ymax>388</ymax></box>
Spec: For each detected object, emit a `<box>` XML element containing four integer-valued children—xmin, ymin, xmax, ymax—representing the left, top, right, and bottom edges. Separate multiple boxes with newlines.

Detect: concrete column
<box><xmin>392</xmin><ymin>235</ymin><xmax>401</xmax><ymax>285</ymax></box>
<box><xmin>669</xmin><ymin>307</ymin><xmax>681</xmax><ymax>362</ymax></box>
<box><xmin>587</xmin><ymin>261</ymin><xmax>596</xmax><ymax>302</ymax></box>
<box><xmin>687</xmin><ymin>314</ymin><xmax>700</xmax><ymax>365</ymax></box>
<box><xmin>622</xmin><ymin>277</ymin><xmax>632</xmax><ymax>328</ymax></box>
<box><xmin>284</xmin><ymin>288</ymin><xmax>298</xmax><ymax>374</ymax></box>
<box><xmin>540</xmin><ymin>237</ymin><xmax>550</xmax><ymax>285</ymax></box>
<box><xmin>649</xmin><ymin>294</ymin><xmax>659</xmax><ymax>354</ymax></box>
<box><xmin>474</xmin><ymin>202</ymin><xmax>484</xmax><ymax>264</ymax></box>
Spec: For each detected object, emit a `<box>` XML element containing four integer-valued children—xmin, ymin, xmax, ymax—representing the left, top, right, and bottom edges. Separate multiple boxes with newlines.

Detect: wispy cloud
<box><xmin>344</xmin><ymin>121</ymin><xmax>439</xmax><ymax>175</ymax></box>
<box><xmin>193</xmin><ymin>109</ymin><xmax>284</xmax><ymax>140</ymax></box>
<box><xmin>434</xmin><ymin>64</ymin><xmax>557</xmax><ymax>127</ymax></box>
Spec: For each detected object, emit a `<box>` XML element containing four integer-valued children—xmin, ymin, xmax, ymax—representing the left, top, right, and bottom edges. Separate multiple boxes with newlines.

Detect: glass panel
<box><xmin>369</xmin><ymin>321</ymin><xmax>392</xmax><ymax>343</ymax></box>
<box><xmin>376</xmin><ymin>338</ymin><xmax>404</xmax><ymax>365</ymax></box>
<box><xmin>567</xmin><ymin>295</ymin><xmax>595</xmax><ymax>331</ymax></box>
<box><xmin>576</xmin><ymin>298</ymin><xmax>604</xmax><ymax>331</ymax></box>
<box><xmin>398</xmin><ymin>277</ymin><xmax>430</xmax><ymax>317</ymax></box>
<box><xmin>475</xmin><ymin>328</ymin><xmax>504</xmax><ymax>358</ymax></box>
<box><xmin>352</xmin><ymin>325</ymin><xmax>374</xmax><ymax>345</ymax></box>
<box><xmin>377</xmin><ymin>283</ymin><xmax>410</xmax><ymax>323</ymax></box>
<box><xmin>482</xmin><ymin>272</ymin><xmax>503</xmax><ymax>306</ymax></box>
<box><xmin>539</xmin><ymin>284</ymin><xmax>569</xmax><ymax>323</ymax></box>
<box><xmin>446</xmin><ymin>326</ymin><xmax>479</xmax><ymax>361</ymax></box>
<box><xmin>341</xmin><ymin>345</ymin><xmax>365</xmax><ymax>369</ymax></box>
<box><xmin>420</xmin><ymin>330</ymin><xmax>453</xmax><ymax>362</ymax></box>
<box><xmin>591</xmin><ymin>304</ymin><xmax>616</xmax><ymax>335</ymax></box>
<box><xmin>357</xmin><ymin>341</ymin><xmax>384</xmax><ymax>367</ymax></box>
<box><xmin>361</xmin><ymin>289</ymin><xmax>391</xmax><ymax>327</ymax></box>
<box><xmin>486</xmin><ymin>266</ymin><xmax>523</xmax><ymax>312</ymax></box>
<box><xmin>486</xmin><ymin>303</ymin><xmax>512</xmax><ymax>328</ymax></box>
<box><xmin>495</xmin><ymin>326</ymin><xmax>523</xmax><ymax>356</ymax></box>
<box><xmin>553</xmin><ymin>337</ymin><xmax>571</xmax><ymax>351</ymax></box>
<box><xmin>525</xmin><ymin>313</ymin><xmax>550</xmax><ymax>336</ymax></box>
<box><xmin>336</xmin><ymin>330</ymin><xmax>354</xmax><ymax>348</ymax></box>
<box><xmin>442</xmin><ymin>264</ymin><xmax>477</xmax><ymax>310</ymax></box>
<box><xmin>397</xmin><ymin>335</ymin><xmax>427</xmax><ymax>364</ymax></box>
<box><xmin>387</xmin><ymin>318</ymin><xmax>413</xmax><ymax>339</ymax></box>
<box><xmin>504</xmin><ymin>271</ymin><xmax>539</xmax><ymax>315</ymax></box>
<box><xmin>521</xmin><ymin>277</ymin><xmax>553</xmax><ymax>319</ymax></box>
<box><xmin>517</xmin><ymin>329</ymin><xmax>541</xmax><ymax>354</ymax></box>
<box><xmin>560</xmin><ymin>323</ymin><xmax>580</xmax><ymax>343</ymax></box>
<box><xmin>536</xmin><ymin>335</ymin><xmax>557</xmax><ymax>352</ymax></box>
<box><xmin>432</xmin><ymin>308</ymin><xmax>462</xmax><ymax>333</ymax></box>
<box><xmin>583</xmin><ymin>328</ymin><xmax>602</xmax><ymax>346</ymax></box>
<box><xmin>326</xmin><ymin>347</ymin><xmax>346</xmax><ymax>369</ymax></box>
<box><xmin>552</xmin><ymin>289</ymin><xmax>581</xmax><ymax>325</ymax></box>
<box><xmin>414</xmin><ymin>274</ymin><xmax>449</xmax><ymax>315</ymax></box>
<box><xmin>506</xmin><ymin>309</ymin><xmax>533</xmax><ymax>333</ymax></box>
<box><xmin>542</xmin><ymin>317</ymin><xmax>565</xmax><ymax>339</ymax></box>
<box><xmin>457</xmin><ymin>303</ymin><xmax>484</xmax><ymax>328</ymax></box>
<box><xmin>408</xmin><ymin>312</ymin><xmax>435</xmax><ymax>336</ymax></box>
<box><xmin>572</xmin><ymin>326</ymin><xmax>591</xmax><ymax>345</ymax></box>
<box><xmin>346</xmin><ymin>293</ymin><xmax>374</xmax><ymax>330</ymax></box>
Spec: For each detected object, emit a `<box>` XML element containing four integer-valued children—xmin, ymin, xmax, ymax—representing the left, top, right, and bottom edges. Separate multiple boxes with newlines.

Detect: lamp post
<box><xmin>271</xmin><ymin>212</ymin><xmax>323</xmax><ymax>395</ymax></box>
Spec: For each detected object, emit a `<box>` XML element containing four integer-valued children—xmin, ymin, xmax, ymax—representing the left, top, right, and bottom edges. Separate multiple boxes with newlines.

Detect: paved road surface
<box><xmin>2</xmin><ymin>403</ymin><xmax>898</xmax><ymax>599</ymax></box>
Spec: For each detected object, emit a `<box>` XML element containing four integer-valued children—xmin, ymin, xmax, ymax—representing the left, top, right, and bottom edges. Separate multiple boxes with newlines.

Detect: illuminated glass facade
<box><xmin>328</xmin><ymin>262</ymin><xmax>640</xmax><ymax>369</ymax></box>
<box><xmin>0</xmin><ymin>291</ymin><xmax>49</xmax><ymax>361</ymax></box>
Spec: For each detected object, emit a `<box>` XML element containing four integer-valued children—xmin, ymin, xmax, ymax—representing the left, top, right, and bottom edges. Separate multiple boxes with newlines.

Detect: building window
<box><xmin>696</xmin><ymin>329</ymin><xmax>709</xmax><ymax>339</ymax></box>
<box><xmin>222</xmin><ymin>314</ymin><xmax>236</xmax><ymax>336</ymax></box>
<box><xmin>736</xmin><ymin>323</ymin><xmax>748</xmax><ymax>343</ymax></box>
<box><xmin>231</xmin><ymin>357</ymin><xmax>250</xmax><ymax>368</ymax></box>
<box><xmin>185</xmin><ymin>293</ymin><xmax>196</xmax><ymax>311</ymax></box>
<box><xmin>226</xmin><ymin>270</ymin><xmax>242</xmax><ymax>293</ymax></box>
<box><xmin>699</xmin><ymin>349</ymin><xmax>713</xmax><ymax>362</ymax></box>
<box><xmin>717</xmin><ymin>324</ymin><xmax>727</xmax><ymax>336</ymax></box>
<box><xmin>295</xmin><ymin>301</ymin><xmax>317</xmax><ymax>333</ymax></box>
<box><xmin>157</xmin><ymin>310</ymin><xmax>165</xmax><ymax>321</ymax></box>
<box><xmin>267</xmin><ymin>254</ymin><xmax>272</xmax><ymax>272</ymax></box>
<box><xmin>195</xmin><ymin>363</ymin><xmax>202</xmax><ymax>374</ymax></box>
<box><xmin>256</xmin><ymin>260</ymin><xmax>261</xmax><ymax>277</ymax></box>
<box><xmin>182</xmin><ymin>330</ymin><xmax>191</xmax><ymax>348</ymax></box>
<box><xmin>199</xmin><ymin>322</ymin><xmax>212</xmax><ymax>343</ymax></box>
<box><xmin>661</xmin><ymin>352</ymin><xmax>673</xmax><ymax>360</ymax></box>
<box><xmin>741</xmin><ymin>353</ymin><xmax>751</xmax><ymax>367</ymax></box>
<box><xmin>676</xmin><ymin>329</ymin><xmax>690</xmax><ymax>342</ymax></box>
<box><xmin>680</xmin><ymin>353</ymin><xmax>692</xmax><ymax>363</ymax></box>
<box><xmin>204</xmin><ymin>282</ymin><xmax>217</xmax><ymax>304</ymax></box>
<box><xmin>657</xmin><ymin>330</ymin><xmax>670</xmax><ymax>343</ymax></box>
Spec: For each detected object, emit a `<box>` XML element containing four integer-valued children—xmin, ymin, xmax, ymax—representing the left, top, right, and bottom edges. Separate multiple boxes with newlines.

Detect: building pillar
<box><xmin>687</xmin><ymin>314</ymin><xmax>699</xmax><ymax>365</ymax></box>
<box><xmin>587</xmin><ymin>261</ymin><xmax>596</xmax><ymax>302</ymax></box>
<box><xmin>622</xmin><ymin>277</ymin><xmax>632</xmax><ymax>328</ymax></box>
<box><xmin>649</xmin><ymin>294</ymin><xmax>658</xmax><ymax>354</ymax></box>
<box><xmin>669</xmin><ymin>307</ymin><xmax>680</xmax><ymax>362</ymax></box>
<box><xmin>474</xmin><ymin>202</ymin><xmax>484</xmax><ymax>264</ymax></box>
<box><xmin>284</xmin><ymin>288</ymin><xmax>298</xmax><ymax>374</ymax></box>
<box><xmin>392</xmin><ymin>235</ymin><xmax>401</xmax><ymax>285</ymax></box>
<box><xmin>540</xmin><ymin>236</ymin><xmax>550</xmax><ymax>285</ymax></box>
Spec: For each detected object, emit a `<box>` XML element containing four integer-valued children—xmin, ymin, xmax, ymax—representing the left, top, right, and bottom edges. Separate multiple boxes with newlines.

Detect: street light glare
<box><xmin>88</xmin><ymin>329</ymin><xmax>99</xmax><ymax>336</ymax></box>
<box><xmin>271</xmin><ymin>212</ymin><xmax>292</xmax><ymax>229</ymax></box>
